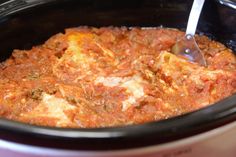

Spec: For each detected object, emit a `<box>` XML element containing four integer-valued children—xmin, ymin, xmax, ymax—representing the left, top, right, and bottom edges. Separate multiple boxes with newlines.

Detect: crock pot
<box><xmin>0</xmin><ymin>0</ymin><xmax>236</xmax><ymax>157</ymax></box>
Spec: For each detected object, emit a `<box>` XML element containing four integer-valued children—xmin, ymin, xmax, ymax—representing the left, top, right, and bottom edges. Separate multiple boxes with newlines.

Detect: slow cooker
<box><xmin>0</xmin><ymin>0</ymin><xmax>236</xmax><ymax>156</ymax></box>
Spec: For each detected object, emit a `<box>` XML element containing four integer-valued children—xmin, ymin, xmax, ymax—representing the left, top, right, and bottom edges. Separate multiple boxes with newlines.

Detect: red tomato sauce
<box><xmin>0</xmin><ymin>27</ymin><xmax>235</xmax><ymax>128</ymax></box>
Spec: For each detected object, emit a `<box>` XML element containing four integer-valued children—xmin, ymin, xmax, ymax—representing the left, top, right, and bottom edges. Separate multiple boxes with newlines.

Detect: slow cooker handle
<box><xmin>0</xmin><ymin>0</ymin><xmax>56</xmax><ymax>17</ymax></box>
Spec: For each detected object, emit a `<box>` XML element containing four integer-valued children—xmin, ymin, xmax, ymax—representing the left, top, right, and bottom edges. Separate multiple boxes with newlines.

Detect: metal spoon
<box><xmin>171</xmin><ymin>0</ymin><xmax>207</xmax><ymax>66</ymax></box>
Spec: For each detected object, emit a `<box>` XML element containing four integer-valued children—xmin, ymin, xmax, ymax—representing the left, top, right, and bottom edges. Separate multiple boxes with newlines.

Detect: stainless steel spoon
<box><xmin>172</xmin><ymin>0</ymin><xmax>207</xmax><ymax>66</ymax></box>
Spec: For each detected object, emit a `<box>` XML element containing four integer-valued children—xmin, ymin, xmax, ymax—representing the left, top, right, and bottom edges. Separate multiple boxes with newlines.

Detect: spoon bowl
<box><xmin>172</xmin><ymin>34</ymin><xmax>207</xmax><ymax>66</ymax></box>
<box><xmin>171</xmin><ymin>0</ymin><xmax>207</xmax><ymax>67</ymax></box>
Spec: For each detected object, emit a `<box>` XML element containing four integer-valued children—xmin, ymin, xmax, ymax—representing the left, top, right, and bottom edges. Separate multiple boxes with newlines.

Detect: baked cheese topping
<box><xmin>20</xmin><ymin>93</ymin><xmax>76</xmax><ymax>127</ymax></box>
<box><xmin>95</xmin><ymin>75</ymin><xmax>145</xmax><ymax>111</ymax></box>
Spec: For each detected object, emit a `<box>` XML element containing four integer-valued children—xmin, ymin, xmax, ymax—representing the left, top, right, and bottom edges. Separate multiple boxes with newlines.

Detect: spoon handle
<box><xmin>186</xmin><ymin>0</ymin><xmax>205</xmax><ymax>36</ymax></box>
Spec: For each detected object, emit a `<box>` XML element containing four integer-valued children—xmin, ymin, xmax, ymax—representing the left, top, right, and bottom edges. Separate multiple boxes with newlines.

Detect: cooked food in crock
<box><xmin>0</xmin><ymin>27</ymin><xmax>235</xmax><ymax>128</ymax></box>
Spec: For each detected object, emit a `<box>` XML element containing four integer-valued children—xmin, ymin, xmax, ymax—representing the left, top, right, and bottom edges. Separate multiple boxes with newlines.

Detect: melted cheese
<box><xmin>95</xmin><ymin>75</ymin><xmax>145</xmax><ymax>111</ymax></box>
<box><xmin>95</xmin><ymin>76</ymin><xmax>122</xmax><ymax>87</ymax></box>
<box><xmin>21</xmin><ymin>93</ymin><xmax>76</xmax><ymax>126</ymax></box>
